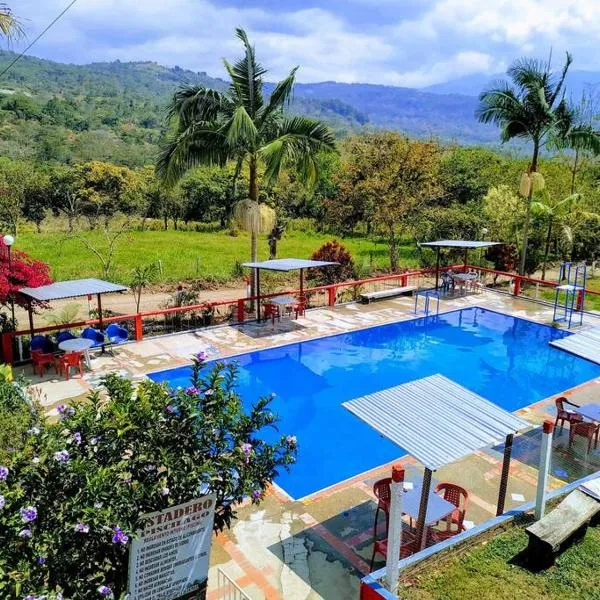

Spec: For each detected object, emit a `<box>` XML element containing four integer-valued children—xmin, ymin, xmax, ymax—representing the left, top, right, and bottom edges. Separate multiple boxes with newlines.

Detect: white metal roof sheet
<box><xmin>343</xmin><ymin>374</ymin><xmax>530</xmax><ymax>471</ymax></box>
<box><xmin>421</xmin><ymin>240</ymin><xmax>501</xmax><ymax>248</ymax></box>
<box><xmin>20</xmin><ymin>278</ymin><xmax>128</xmax><ymax>302</ymax></box>
<box><xmin>241</xmin><ymin>258</ymin><xmax>338</xmax><ymax>271</ymax></box>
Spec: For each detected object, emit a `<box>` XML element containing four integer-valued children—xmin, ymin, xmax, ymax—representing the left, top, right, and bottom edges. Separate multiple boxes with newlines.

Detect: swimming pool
<box><xmin>148</xmin><ymin>307</ymin><xmax>600</xmax><ymax>499</ymax></box>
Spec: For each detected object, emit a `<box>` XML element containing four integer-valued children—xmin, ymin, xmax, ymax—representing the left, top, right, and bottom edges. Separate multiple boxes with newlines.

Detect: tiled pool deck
<box><xmin>18</xmin><ymin>291</ymin><xmax>600</xmax><ymax>600</ymax></box>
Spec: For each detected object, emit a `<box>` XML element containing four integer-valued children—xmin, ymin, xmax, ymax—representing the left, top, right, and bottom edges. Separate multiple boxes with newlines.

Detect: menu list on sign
<box><xmin>128</xmin><ymin>495</ymin><xmax>216</xmax><ymax>600</ymax></box>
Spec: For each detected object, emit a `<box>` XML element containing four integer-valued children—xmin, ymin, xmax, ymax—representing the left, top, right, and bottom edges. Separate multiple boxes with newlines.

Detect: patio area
<box><xmin>14</xmin><ymin>290</ymin><xmax>600</xmax><ymax>599</ymax></box>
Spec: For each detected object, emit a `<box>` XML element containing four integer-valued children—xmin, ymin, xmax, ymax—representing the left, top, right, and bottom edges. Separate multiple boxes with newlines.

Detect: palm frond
<box><xmin>222</xmin><ymin>105</ymin><xmax>258</xmax><ymax>147</ymax></box>
<box><xmin>156</xmin><ymin>123</ymin><xmax>229</xmax><ymax>187</ymax></box>
<box><xmin>258</xmin><ymin>67</ymin><xmax>298</xmax><ymax>125</ymax></box>
<box><xmin>548</xmin><ymin>52</ymin><xmax>573</xmax><ymax>107</ymax></box>
<box><xmin>0</xmin><ymin>3</ymin><xmax>23</xmax><ymax>40</ymax></box>
<box><xmin>166</xmin><ymin>85</ymin><xmax>231</xmax><ymax>126</ymax></box>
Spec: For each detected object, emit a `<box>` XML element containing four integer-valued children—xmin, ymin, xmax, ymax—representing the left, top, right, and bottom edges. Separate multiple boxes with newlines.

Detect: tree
<box><xmin>76</xmin><ymin>222</ymin><xmax>129</xmax><ymax>278</ymax></box>
<box><xmin>267</xmin><ymin>220</ymin><xmax>286</xmax><ymax>259</ymax></box>
<box><xmin>0</xmin><ymin>158</ymin><xmax>34</xmax><ymax>235</ymax></box>
<box><xmin>482</xmin><ymin>185</ymin><xmax>525</xmax><ymax>246</ymax></box>
<box><xmin>130</xmin><ymin>262</ymin><xmax>159</xmax><ymax>312</ymax></box>
<box><xmin>49</xmin><ymin>169</ymin><xmax>82</xmax><ymax>233</ymax></box>
<box><xmin>476</xmin><ymin>52</ymin><xmax>599</xmax><ymax>275</ymax></box>
<box><xmin>157</xmin><ymin>28</ymin><xmax>336</xmax><ymax>299</ymax></box>
<box><xmin>333</xmin><ymin>133</ymin><xmax>441</xmax><ymax>270</ymax></box>
<box><xmin>0</xmin><ymin>356</ymin><xmax>297</xmax><ymax>599</ymax></box>
<box><xmin>310</xmin><ymin>240</ymin><xmax>354</xmax><ymax>284</ymax></box>
<box><xmin>0</xmin><ymin>2</ymin><xmax>22</xmax><ymax>39</ymax></box>
<box><xmin>23</xmin><ymin>179</ymin><xmax>50</xmax><ymax>233</ymax></box>
<box><xmin>0</xmin><ymin>237</ymin><xmax>52</xmax><ymax>319</ymax></box>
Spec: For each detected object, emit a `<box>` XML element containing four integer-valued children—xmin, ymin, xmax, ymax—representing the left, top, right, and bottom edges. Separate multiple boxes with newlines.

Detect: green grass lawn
<box><xmin>403</xmin><ymin>522</ymin><xmax>600</xmax><ymax>600</ymax></box>
<box><xmin>534</xmin><ymin>277</ymin><xmax>600</xmax><ymax>313</ymax></box>
<box><xmin>16</xmin><ymin>227</ymin><xmax>419</xmax><ymax>285</ymax></box>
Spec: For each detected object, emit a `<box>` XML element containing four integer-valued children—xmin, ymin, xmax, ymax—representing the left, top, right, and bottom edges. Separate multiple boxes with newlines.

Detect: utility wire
<box><xmin>0</xmin><ymin>0</ymin><xmax>80</xmax><ymax>79</ymax></box>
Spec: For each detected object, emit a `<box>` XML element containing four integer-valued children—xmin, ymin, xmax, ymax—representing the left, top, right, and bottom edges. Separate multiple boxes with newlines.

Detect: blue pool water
<box><xmin>148</xmin><ymin>307</ymin><xmax>600</xmax><ymax>499</ymax></box>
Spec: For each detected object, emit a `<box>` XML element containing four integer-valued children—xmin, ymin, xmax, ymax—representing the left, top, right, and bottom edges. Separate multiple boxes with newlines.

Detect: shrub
<box><xmin>0</xmin><ymin>355</ymin><xmax>297</xmax><ymax>599</ymax></box>
<box><xmin>310</xmin><ymin>240</ymin><xmax>355</xmax><ymax>285</ymax></box>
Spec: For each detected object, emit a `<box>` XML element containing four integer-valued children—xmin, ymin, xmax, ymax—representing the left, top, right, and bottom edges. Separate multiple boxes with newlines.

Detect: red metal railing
<box><xmin>4</xmin><ymin>264</ymin><xmax>598</xmax><ymax>364</ymax></box>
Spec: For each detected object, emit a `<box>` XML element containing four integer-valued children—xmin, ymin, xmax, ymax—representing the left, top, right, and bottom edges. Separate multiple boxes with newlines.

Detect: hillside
<box><xmin>0</xmin><ymin>51</ymin><xmax>506</xmax><ymax>168</ymax></box>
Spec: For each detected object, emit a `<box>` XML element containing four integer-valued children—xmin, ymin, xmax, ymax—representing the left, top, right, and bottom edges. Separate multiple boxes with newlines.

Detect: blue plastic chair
<box><xmin>81</xmin><ymin>327</ymin><xmax>105</xmax><ymax>348</ymax></box>
<box><xmin>57</xmin><ymin>331</ymin><xmax>76</xmax><ymax>345</ymax></box>
<box><xmin>30</xmin><ymin>335</ymin><xmax>47</xmax><ymax>352</ymax></box>
<box><xmin>105</xmin><ymin>323</ymin><xmax>128</xmax><ymax>345</ymax></box>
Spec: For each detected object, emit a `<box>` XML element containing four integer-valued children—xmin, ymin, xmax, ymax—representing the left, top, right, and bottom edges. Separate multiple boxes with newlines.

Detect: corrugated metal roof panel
<box><xmin>343</xmin><ymin>374</ymin><xmax>530</xmax><ymax>471</ymax></box>
<box><xmin>421</xmin><ymin>240</ymin><xmax>501</xmax><ymax>248</ymax></box>
<box><xmin>241</xmin><ymin>258</ymin><xmax>338</xmax><ymax>271</ymax></box>
<box><xmin>20</xmin><ymin>278</ymin><xmax>128</xmax><ymax>302</ymax></box>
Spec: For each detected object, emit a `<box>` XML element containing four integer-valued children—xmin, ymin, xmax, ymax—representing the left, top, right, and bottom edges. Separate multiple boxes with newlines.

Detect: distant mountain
<box><xmin>422</xmin><ymin>70</ymin><xmax>600</xmax><ymax>99</ymax></box>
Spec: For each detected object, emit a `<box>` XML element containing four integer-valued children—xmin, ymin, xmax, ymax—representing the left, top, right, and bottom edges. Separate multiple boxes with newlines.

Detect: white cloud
<box><xmin>7</xmin><ymin>0</ymin><xmax>600</xmax><ymax>87</ymax></box>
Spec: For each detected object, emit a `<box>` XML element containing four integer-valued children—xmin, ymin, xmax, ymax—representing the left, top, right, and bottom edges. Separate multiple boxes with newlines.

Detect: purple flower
<box><xmin>144</xmin><ymin>464</ymin><xmax>156</xmax><ymax>472</ymax></box>
<box><xmin>19</xmin><ymin>528</ymin><xmax>32</xmax><ymax>538</ymax></box>
<box><xmin>90</xmin><ymin>437</ymin><xmax>98</xmax><ymax>446</ymax></box>
<box><xmin>54</xmin><ymin>450</ymin><xmax>70</xmax><ymax>463</ymax></box>
<box><xmin>25</xmin><ymin>595</ymin><xmax>36</xmax><ymax>600</ymax></box>
<box><xmin>185</xmin><ymin>386</ymin><xmax>199</xmax><ymax>395</ymax></box>
<box><xmin>57</xmin><ymin>404</ymin><xmax>75</xmax><ymax>420</ymax></box>
<box><xmin>0</xmin><ymin>495</ymin><xmax>4</xmax><ymax>509</ymax></box>
<box><xmin>97</xmin><ymin>585</ymin><xmax>113</xmax><ymax>597</ymax></box>
<box><xmin>0</xmin><ymin>465</ymin><xmax>8</xmax><ymax>480</ymax></box>
<box><xmin>71</xmin><ymin>432</ymin><xmax>82</xmax><ymax>445</ymax></box>
<box><xmin>37</xmin><ymin>555</ymin><xmax>46</xmax><ymax>565</ymax></box>
<box><xmin>112</xmin><ymin>526</ymin><xmax>129</xmax><ymax>545</ymax></box>
<box><xmin>286</xmin><ymin>435</ymin><xmax>297</xmax><ymax>447</ymax></box>
<box><xmin>252</xmin><ymin>489</ymin><xmax>261</xmax><ymax>500</ymax></box>
<box><xmin>240</xmin><ymin>442</ymin><xmax>252</xmax><ymax>463</ymax></box>
<box><xmin>122</xmin><ymin>477</ymin><xmax>132</xmax><ymax>486</ymax></box>
<box><xmin>165</xmin><ymin>405</ymin><xmax>174</xmax><ymax>413</ymax></box>
<box><xmin>204</xmin><ymin>388</ymin><xmax>214</xmax><ymax>396</ymax></box>
<box><xmin>75</xmin><ymin>522</ymin><xmax>90</xmax><ymax>533</ymax></box>
<box><xmin>57</xmin><ymin>594</ymin><xmax>63</xmax><ymax>600</ymax></box>
<box><xmin>195</xmin><ymin>350</ymin><xmax>208</xmax><ymax>362</ymax></box>
<box><xmin>19</xmin><ymin>506</ymin><xmax>37</xmax><ymax>523</ymax></box>
<box><xmin>94</xmin><ymin>502</ymin><xmax>103</xmax><ymax>509</ymax></box>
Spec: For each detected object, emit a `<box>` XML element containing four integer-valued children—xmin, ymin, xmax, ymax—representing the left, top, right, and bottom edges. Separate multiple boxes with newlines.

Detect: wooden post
<box><xmin>535</xmin><ymin>421</ymin><xmax>554</xmax><ymax>520</ymax></box>
<box><xmin>496</xmin><ymin>433</ymin><xmax>514</xmax><ymax>516</ymax></box>
<box><xmin>385</xmin><ymin>464</ymin><xmax>405</xmax><ymax>593</ymax></box>
<box><xmin>415</xmin><ymin>468</ymin><xmax>433</xmax><ymax>550</ymax></box>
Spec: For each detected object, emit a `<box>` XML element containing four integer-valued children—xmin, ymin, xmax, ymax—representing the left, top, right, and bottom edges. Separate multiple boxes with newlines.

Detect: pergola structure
<box><xmin>19</xmin><ymin>278</ymin><xmax>128</xmax><ymax>335</ymax></box>
<box><xmin>421</xmin><ymin>240</ymin><xmax>501</xmax><ymax>289</ymax></box>
<box><xmin>343</xmin><ymin>374</ymin><xmax>530</xmax><ymax>554</ymax></box>
<box><xmin>241</xmin><ymin>258</ymin><xmax>338</xmax><ymax>320</ymax></box>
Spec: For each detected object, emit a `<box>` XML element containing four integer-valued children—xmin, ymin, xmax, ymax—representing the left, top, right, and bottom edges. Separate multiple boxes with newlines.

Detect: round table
<box><xmin>58</xmin><ymin>338</ymin><xmax>95</xmax><ymax>369</ymax></box>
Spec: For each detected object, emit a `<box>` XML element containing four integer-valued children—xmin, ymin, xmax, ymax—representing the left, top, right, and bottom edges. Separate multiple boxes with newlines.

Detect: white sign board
<box><xmin>128</xmin><ymin>495</ymin><xmax>216</xmax><ymax>600</ymax></box>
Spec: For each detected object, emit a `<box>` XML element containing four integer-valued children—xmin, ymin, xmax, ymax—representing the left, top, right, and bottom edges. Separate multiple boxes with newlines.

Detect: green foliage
<box><xmin>0</xmin><ymin>357</ymin><xmax>297</xmax><ymax>599</ymax></box>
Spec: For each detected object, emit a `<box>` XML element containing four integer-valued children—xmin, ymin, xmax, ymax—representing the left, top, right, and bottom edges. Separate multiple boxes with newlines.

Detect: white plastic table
<box><xmin>576</xmin><ymin>403</ymin><xmax>600</xmax><ymax>423</ymax></box>
<box><xmin>402</xmin><ymin>484</ymin><xmax>456</xmax><ymax>526</ymax></box>
<box><xmin>58</xmin><ymin>338</ymin><xmax>95</xmax><ymax>369</ymax></box>
<box><xmin>269</xmin><ymin>295</ymin><xmax>298</xmax><ymax>307</ymax></box>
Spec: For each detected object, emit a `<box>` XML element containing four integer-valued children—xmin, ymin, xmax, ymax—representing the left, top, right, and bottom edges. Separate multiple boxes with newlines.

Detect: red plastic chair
<box><xmin>369</xmin><ymin>531</ymin><xmax>417</xmax><ymax>571</ymax></box>
<box><xmin>432</xmin><ymin>482</ymin><xmax>469</xmax><ymax>541</ymax></box>
<box><xmin>555</xmin><ymin>396</ymin><xmax>583</xmax><ymax>432</ymax></box>
<box><xmin>263</xmin><ymin>302</ymin><xmax>280</xmax><ymax>324</ymax></box>
<box><xmin>294</xmin><ymin>297</ymin><xmax>307</xmax><ymax>319</ymax></box>
<box><xmin>372</xmin><ymin>477</ymin><xmax>392</xmax><ymax>539</ymax></box>
<box><xmin>58</xmin><ymin>352</ymin><xmax>84</xmax><ymax>380</ymax></box>
<box><xmin>569</xmin><ymin>421</ymin><xmax>600</xmax><ymax>454</ymax></box>
<box><xmin>31</xmin><ymin>350</ymin><xmax>59</xmax><ymax>378</ymax></box>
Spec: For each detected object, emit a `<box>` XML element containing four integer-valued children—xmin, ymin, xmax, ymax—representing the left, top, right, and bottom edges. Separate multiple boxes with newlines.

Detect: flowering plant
<box><xmin>0</xmin><ymin>355</ymin><xmax>296</xmax><ymax>599</ymax></box>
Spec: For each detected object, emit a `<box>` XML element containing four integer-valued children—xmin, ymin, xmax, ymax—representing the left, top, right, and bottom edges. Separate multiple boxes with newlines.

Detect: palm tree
<box><xmin>476</xmin><ymin>52</ymin><xmax>598</xmax><ymax>275</ymax></box>
<box><xmin>157</xmin><ymin>28</ymin><xmax>336</xmax><ymax>300</ymax></box>
<box><xmin>0</xmin><ymin>3</ymin><xmax>23</xmax><ymax>39</ymax></box>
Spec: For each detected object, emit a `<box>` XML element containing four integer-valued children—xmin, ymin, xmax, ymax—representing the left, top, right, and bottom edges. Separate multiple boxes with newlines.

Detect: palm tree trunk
<box><xmin>541</xmin><ymin>218</ymin><xmax>553</xmax><ymax>280</ymax></box>
<box><xmin>519</xmin><ymin>140</ymin><xmax>540</xmax><ymax>276</ymax></box>
<box><xmin>570</xmin><ymin>148</ymin><xmax>579</xmax><ymax>195</ymax></box>
<box><xmin>249</xmin><ymin>156</ymin><xmax>259</xmax><ymax>305</ymax></box>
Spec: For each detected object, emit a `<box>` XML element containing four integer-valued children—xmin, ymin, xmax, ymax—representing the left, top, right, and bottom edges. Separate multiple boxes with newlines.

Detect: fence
<box><xmin>215</xmin><ymin>568</ymin><xmax>251</xmax><ymax>600</ymax></box>
<box><xmin>4</xmin><ymin>264</ymin><xmax>600</xmax><ymax>365</ymax></box>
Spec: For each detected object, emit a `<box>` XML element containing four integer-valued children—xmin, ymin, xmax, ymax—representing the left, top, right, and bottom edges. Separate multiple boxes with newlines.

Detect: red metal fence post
<box><xmin>400</xmin><ymin>274</ymin><xmax>407</xmax><ymax>287</ymax></box>
<box><xmin>513</xmin><ymin>276</ymin><xmax>521</xmax><ymax>297</ymax></box>
<box><xmin>237</xmin><ymin>298</ymin><xmax>245</xmax><ymax>323</ymax></box>
<box><xmin>328</xmin><ymin>286</ymin><xmax>336</xmax><ymax>307</ymax></box>
<box><xmin>2</xmin><ymin>332</ymin><xmax>14</xmax><ymax>364</ymax></box>
<box><xmin>134</xmin><ymin>315</ymin><xmax>143</xmax><ymax>342</ymax></box>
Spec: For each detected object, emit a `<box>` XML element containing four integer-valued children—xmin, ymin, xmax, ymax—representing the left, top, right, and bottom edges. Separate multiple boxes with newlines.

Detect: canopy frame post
<box><xmin>27</xmin><ymin>301</ymin><xmax>34</xmax><ymax>337</ymax></box>
<box><xmin>300</xmin><ymin>268</ymin><xmax>305</xmax><ymax>297</ymax></box>
<box><xmin>97</xmin><ymin>293</ymin><xmax>104</xmax><ymax>331</ymax></box>
<box><xmin>255</xmin><ymin>267</ymin><xmax>261</xmax><ymax>321</ymax></box>
<box><xmin>496</xmin><ymin>433</ymin><xmax>514</xmax><ymax>516</ymax></box>
<box><xmin>463</xmin><ymin>248</ymin><xmax>468</xmax><ymax>272</ymax></box>
<box><xmin>434</xmin><ymin>248</ymin><xmax>441</xmax><ymax>290</ymax></box>
<box><xmin>415</xmin><ymin>467</ymin><xmax>433</xmax><ymax>551</ymax></box>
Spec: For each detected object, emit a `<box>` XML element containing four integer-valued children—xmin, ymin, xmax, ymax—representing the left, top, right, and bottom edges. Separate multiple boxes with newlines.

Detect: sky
<box><xmin>8</xmin><ymin>0</ymin><xmax>600</xmax><ymax>88</ymax></box>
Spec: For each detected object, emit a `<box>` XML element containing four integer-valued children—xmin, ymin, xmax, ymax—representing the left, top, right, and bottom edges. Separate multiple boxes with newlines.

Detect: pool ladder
<box><xmin>413</xmin><ymin>290</ymin><xmax>440</xmax><ymax>317</ymax></box>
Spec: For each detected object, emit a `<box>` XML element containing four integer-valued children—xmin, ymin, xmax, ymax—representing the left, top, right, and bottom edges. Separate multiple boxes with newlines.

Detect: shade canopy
<box><xmin>20</xmin><ymin>278</ymin><xmax>128</xmax><ymax>302</ymax></box>
<box><xmin>343</xmin><ymin>374</ymin><xmax>529</xmax><ymax>471</ymax></box>
<box><xmin>241</xmin><ymin>258</ymin><xmax>338</xmax><ymax>271</ymax></box>
<box><xmin>421</xmin><ymin>240</ymin><xmax>501</xmax><ymax>249</ymax></box>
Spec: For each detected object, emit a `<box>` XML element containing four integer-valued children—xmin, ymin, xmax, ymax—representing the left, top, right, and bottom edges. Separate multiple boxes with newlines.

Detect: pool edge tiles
<box><xmin>147</xmin><ymin>307</ymin><xmax>600</xmax><ymax>499</ymax></box>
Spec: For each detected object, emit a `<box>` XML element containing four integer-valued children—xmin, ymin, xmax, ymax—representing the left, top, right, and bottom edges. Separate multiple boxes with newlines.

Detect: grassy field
<box><xmin>404</xmin><ymin>521</ymin><xmax>600</xmax><ymax>599</ymax></box>
<box><xmin>16</xmin><ymin>225</ymin><xmax>419</xmax><ymax>285</ymax></box>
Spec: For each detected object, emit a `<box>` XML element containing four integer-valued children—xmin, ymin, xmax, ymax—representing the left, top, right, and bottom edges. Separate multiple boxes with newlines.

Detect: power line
<box><xmin>0</xmin><ymin>0</ymin><xmax>80</xmax><ymax>79</ymax></box>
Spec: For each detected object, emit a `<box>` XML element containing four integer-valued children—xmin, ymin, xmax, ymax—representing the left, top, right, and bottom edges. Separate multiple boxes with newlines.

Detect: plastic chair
<box><xmin>263</xmin><ymin>302</ymin><xmax>280</xmax><ymax>325</ymax></box>
<box><xmin>294</xmin><ymin>297</ymin><xmax>307</xmax><ymax>319</ymax></box>
<box><xmin>372</xmin><ymin>477</ymin><xmax>392</xmax><ymax>539</ymax></box>
<box><xmin>30</xmin><ymin>335</ymin><xmax>47</xmax><ymax>353</ymax></box>
<box><xmin>569</xmin><ymin>421</ymin><xmax>600</xmax><ymax>454</ymax></box>
<box><xmin>369</xmin><ymin>531</ymin><xmax>417</xmax><ymax>571</ymax></box>
<box><xmin>105</xmin><ymin>323</ymin><xmax>128</xmax><ymax>345</ymax></box>
<box><xmin>81</xmin><ymin>327</ymin><xmax>105</xmax><ymax>348</ymax></box>
<box><xmin>57</xmin><ymin>331</ymin><xmax>76</xmax><ymax>345</ymax></box>
<box><xmin>555</xmin><ymin>396</ymin><xmax>583</xmax><ymax>432</ymax></box>
<box><xmin>31</xmin><ymin>349</ymin><xmax>59</xmax><ymax>378</ymax></box>
<box><xmin>58</xmin><ymin>351</ymin><xmax>84</xmax><ymax>380</ymax></box>
<box><xmin>432</xmin><ymin>482</ymin><xmax>469</xmax><ymax>541</ymax></box>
